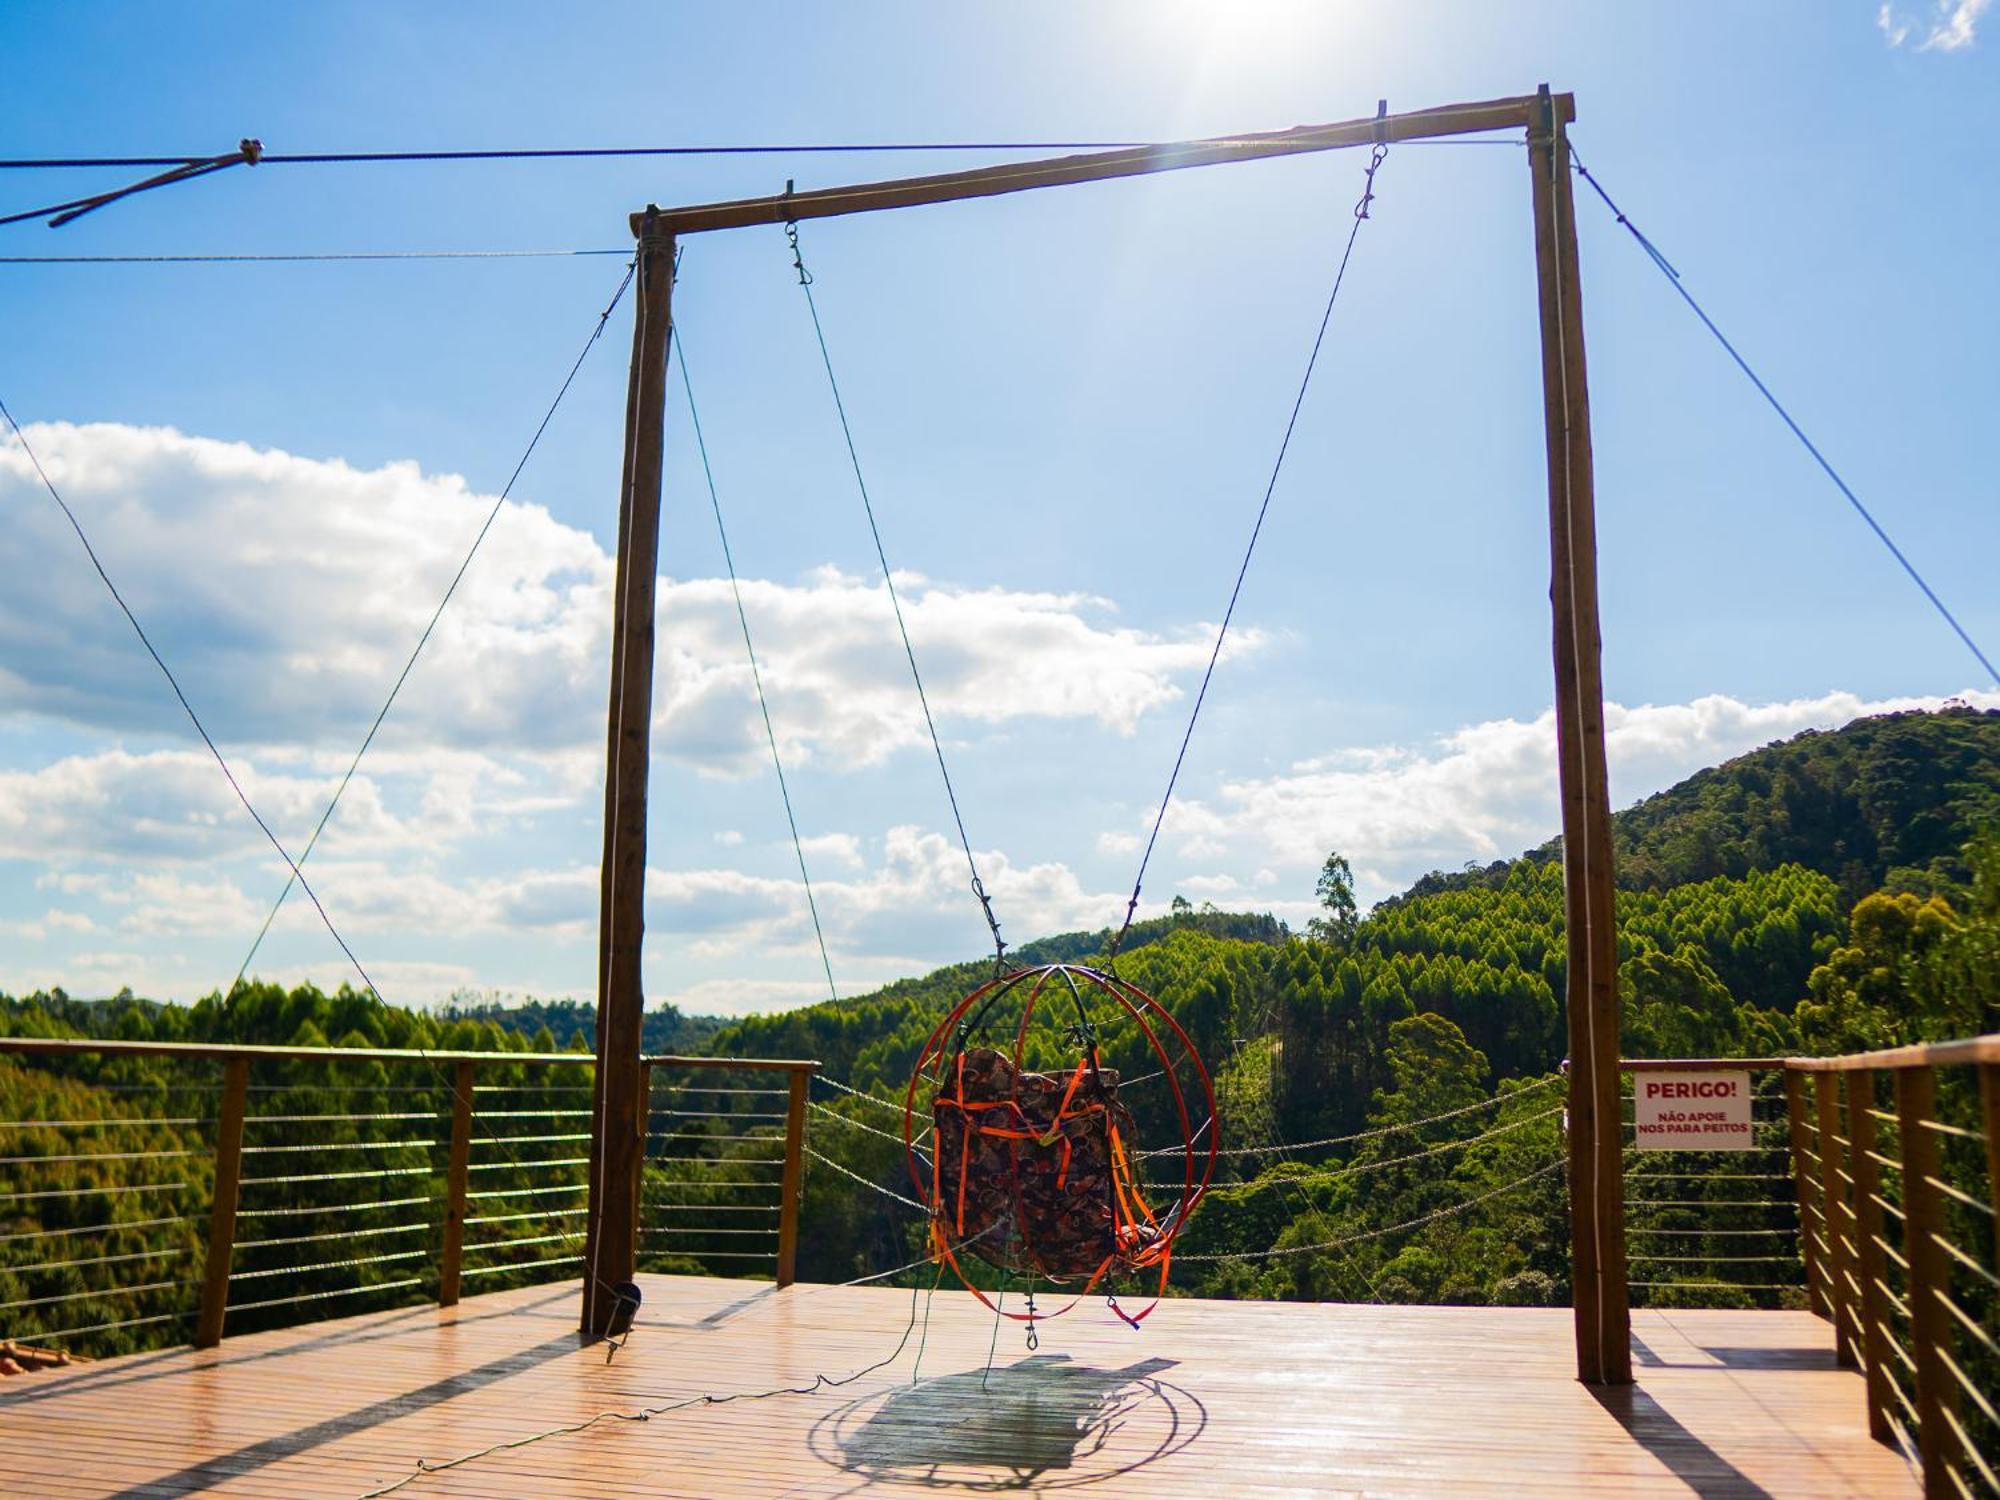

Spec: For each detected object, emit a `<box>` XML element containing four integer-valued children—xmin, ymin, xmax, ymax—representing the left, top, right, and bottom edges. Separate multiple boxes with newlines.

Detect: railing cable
<box><xmin>1177</xmin><ymin>1157</ymin><xmax>1564</xmax><ymax>1262</ymax></box>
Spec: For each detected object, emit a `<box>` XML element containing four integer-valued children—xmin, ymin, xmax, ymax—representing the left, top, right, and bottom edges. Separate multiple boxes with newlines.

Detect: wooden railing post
<box><xmin>195</xmin><ymin>1055</ymin><xmax>250</xmax><ymax>1349</ymax></box>
<box><xmin>776</xmin><ymin>1068</ymin><xmax>810</xmax><ymax>1288</ymax></box>
<box><xmin>634</xmin><ymin>1060</ymin><xmax>654</xmax><ymax>1236</ymax></box>
<box><xmin>1785</xmin><ymin>1068</ymin><xmax>1830</xmax><ymax>1320</ymax></box>
<box><xmin>1846</xmin><ymin>1069</ymin><xmax>1894</xmax><ymax>1444</ymax></box>
<box><xmin>438</xmin><ymin>1059</ymin><xmax>475</xmax><ymax>1309</ymax></box>
<box><xmin>1897</xmin><ymin>1066</ymin><xmax>1960</xmax><ymax>1492</ymax></box>
<box><xmin>1815</xmin><ymin>1073</ymin><xmax>1858</xmax><ymax>1369</ymax></box>
<box><xmin>1977</xmin><ymin>1064</ymin><xmax>2000</xmax><ymax>1253</ymax></box>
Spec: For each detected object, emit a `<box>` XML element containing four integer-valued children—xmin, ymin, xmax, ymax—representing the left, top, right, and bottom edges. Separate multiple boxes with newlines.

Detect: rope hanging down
<box><xmin>229</xmin><ymin>259</ymin><xmax>638</xmax><ymax>992</ymax></box>
<box><xmin>1567</xmin><ymin>144</ymin><xmax>1997</xmax><ymax>691</ymax></box>
<box><xmin>786</xmin><ymin>210</ymin><xmax>1007</xmax><ymax>973</ymax></box>
<box><xmin>1107</xmin><ymin>136</ymin><xmax>1391</xmax><ymax>962</ymax></box>
<box><xmin>672</xmin><ymin>317</ymin><xmax>840</xmax><ymax>1004</ymax></box>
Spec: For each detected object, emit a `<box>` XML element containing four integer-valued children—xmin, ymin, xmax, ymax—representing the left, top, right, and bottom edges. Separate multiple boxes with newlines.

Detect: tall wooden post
<box><xmin>583</xmin><ymin>213</ymin><xmax>676</xmax><ymax>1339</ymax></box>
<box><xmin>1528</xmin><ymin>83</ymin><xmax>1629</xmax><ymax>1387</ymax></box>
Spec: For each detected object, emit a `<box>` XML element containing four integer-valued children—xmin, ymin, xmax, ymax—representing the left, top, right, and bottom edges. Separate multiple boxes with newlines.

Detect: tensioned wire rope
<box><xmin>1103</xmin><ymin>135</ymin><xmax>1389</xmax><ymax>964</ymax></box>
<box><xmin>784</xmin><ymin>220</ymin><xmax>1007</xmax><ymax>972</ymax></box>
<box><xmin>669</xmin><ymin>311</ymin><xmax>840</xmax><ymax>1004</ymax></box>
<box><xmin>2</xmin><ymin>138</ymin><xmax>1529</xmax><ymax>170</ymax></box>
<box><xmin>1565</xmin><ymin>141</ymin><xmax>1997</xmax><ymax>691</ymax></box>
<box><xmin>0</xmin><ymin>135</ymin><xmax>1524</xmax><ymax>232</ymax></box>
<box><xmin>228</xmin><ymin>259</ymin><xmax>637</xmax><ymax>991</ymax></box>
<box><xmin>0</xmin><ymin>261</ymin><xmax>656</xmax><ymax>1347</ymax></box>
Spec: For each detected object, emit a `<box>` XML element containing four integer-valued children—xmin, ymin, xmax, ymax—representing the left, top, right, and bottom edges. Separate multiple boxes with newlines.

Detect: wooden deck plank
<box><xmin>3</xmin><ymin>1275</ymin><xmax>1914</xmax><ymax>1497</ymax></box>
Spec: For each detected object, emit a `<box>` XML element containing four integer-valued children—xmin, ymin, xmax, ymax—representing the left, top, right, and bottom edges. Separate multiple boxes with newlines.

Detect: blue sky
<box><xmin>1</xmin><ymin>3</ymin><xmax>1995</xmax><ymax>1016</ymax></box>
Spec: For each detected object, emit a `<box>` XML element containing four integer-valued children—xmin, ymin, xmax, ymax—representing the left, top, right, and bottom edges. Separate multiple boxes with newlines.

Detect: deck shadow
<box><xmin>1588</xmin><ymin>1382</ymin><xmax>1776</xmax><ymax>1500</ymax></box>
<box><xmin>1698</xmin><ymin>1346</ymin><xmax>1837</xmax><ymax>1371</ymax></box>
<box><xmin>808</xmin><ymin>1353</ymin><xmax>1204</xmax><ymax>1491</ymax></box>
<box><xmin>0</xmin><ymin>1287</ymin><xmax>576</xmax><ymax>1411</ymax></box>
<box><xmin>1631</xmin><ymin>1332</ymin><xmax>1836</xmax><ymax>1374</ymax></box>
<box><xmin>103</xmin><ymin>1329</ymin><xmax>579</xmax><ymax>1497</ymax></box>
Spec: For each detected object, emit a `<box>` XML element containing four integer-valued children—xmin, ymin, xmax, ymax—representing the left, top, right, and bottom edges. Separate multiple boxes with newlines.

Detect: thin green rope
<box><xmin>671</xmin><ymin>329</ymin><xmax>839</xmax><ymax>1004</ymax></box>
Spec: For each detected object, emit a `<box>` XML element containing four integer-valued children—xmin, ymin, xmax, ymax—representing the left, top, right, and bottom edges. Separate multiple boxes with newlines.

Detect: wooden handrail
<box><xmin>1583</xmin><ymin>1044</ymin><xmax>2000</xmax><ymax>1075</ymax></box>
<box><xmin>0</xmin><ymin>1035</ymin><xmax>817</xmax><ymax>1072</ymax></box>
<box><xmin>1786</xmin><ymin>1035</ymin><xmax>2000</xmax><ymax>1073</ymax></box>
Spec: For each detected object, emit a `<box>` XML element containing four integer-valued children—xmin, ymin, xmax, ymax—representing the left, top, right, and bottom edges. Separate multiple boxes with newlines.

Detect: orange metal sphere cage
<box><xmin>902</xmin><ymin>962</ymin><xmax>1218</xmax><ymax>1327</ymax></box>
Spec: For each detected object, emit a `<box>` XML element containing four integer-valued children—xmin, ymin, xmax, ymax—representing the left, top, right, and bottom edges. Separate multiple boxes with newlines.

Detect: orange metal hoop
<box><xmin>903</xmin><ymin>963</ymin><xmax>1217</xmax><ymax>1327</ymax></box>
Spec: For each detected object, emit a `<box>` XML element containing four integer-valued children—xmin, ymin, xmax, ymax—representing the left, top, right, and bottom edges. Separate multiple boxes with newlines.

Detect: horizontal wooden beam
<box><xmin>0</xmin><ymin>1035</ymin><xmax>818</xmax><ymax>1073</ymax></box>
<box><xmin>634</xmin><ymin>93</ymin><xmax>1561</xmax><ymax>238</ymax></box>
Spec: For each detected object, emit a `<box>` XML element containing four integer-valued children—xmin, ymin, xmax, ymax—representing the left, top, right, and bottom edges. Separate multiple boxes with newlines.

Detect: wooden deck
<box><xmin>5</xmin><ymin>1274</ymin><xmax>1913</xmax><ymax>1498</ymax></box>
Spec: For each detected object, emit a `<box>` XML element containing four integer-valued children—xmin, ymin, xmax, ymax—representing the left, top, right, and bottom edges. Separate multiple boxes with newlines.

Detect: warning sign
<box><xmin>1633</xmin><ymin>1071</ymin><xmax>1754</xmax><ymax>1151</ymax></box>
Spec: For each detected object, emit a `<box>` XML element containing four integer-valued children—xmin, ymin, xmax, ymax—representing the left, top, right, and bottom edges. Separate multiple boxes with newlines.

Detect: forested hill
<box><xmin>1396</xmin><ymin>706</ymin><xmax>2000</xmax><ymax>908</ymax></box>
<box><xmin>703</xmin><ymin>705</ymin><xmax>1999</xmax><ymax>1133</ymax></box>
<box><xmin>439</xmin><ymin>995</ymin><xmax>721</xmax><ymax>1055</ymax></box>
<box><xmin>4</xmin><ymin>706</ymin><xmax>1995</xmax><ymax>1320</ymax></box>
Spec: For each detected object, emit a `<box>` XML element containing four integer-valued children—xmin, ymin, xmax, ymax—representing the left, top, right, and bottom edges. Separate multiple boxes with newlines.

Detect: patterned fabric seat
<box><xmin>930</xmin><ymin>1045</ymin><xmax>1157</xmax><ymax>1281</ymax></box>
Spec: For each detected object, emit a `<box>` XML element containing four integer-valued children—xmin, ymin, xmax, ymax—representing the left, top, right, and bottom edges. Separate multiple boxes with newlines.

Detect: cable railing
<box><xmin>1780</xmin><ymin>1038</ymin><xmax>2000</xmax><ymax>1497</ymax></box>
<box><xmin>0</xmin><ymin>1037</ymin><xmax>817</xmax><ymax>1360</ymax></box>
<box><xmin>638</xmin><ymin>1061</ymin><xmax>812</xmax><ymax>1284</ymax></box>
<box><xmin>0</xmin><ymin>1056</ymin><xmax>215</xmax><ymax>1352</ymax></box>
<box><xmin>1613</xmin><ymin>1040</ymin><xmax>2000</xmax><ymax>1496</ymax></box>
<box><xmin>1615</xmin><ymin>1060</ymin><xmax>1806</xmax><ymax>1309</ymax></box>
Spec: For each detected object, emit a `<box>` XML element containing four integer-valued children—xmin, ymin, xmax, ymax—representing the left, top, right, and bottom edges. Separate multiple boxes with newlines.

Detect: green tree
<box><xmin>1307</xmin><ymin>852</ymin><xmax>1358</xmax><ymax>946</ymax></box>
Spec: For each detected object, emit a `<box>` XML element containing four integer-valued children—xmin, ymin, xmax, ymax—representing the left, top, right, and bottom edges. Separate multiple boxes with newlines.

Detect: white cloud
<box><xmin>0</xmin><ymin>744</ymin><xmax>578</xmax><ymax>877</ymax></box>
<box><xmin>1162</xmin><ymin>689</ymin><xmax>2000</xmax><ymax>905</ymax></box>
<box><xmin>796</xmin><ymin>832</ymin><xmax>864</xmax><ymax>869</ymax></box>
<box><xmin>627</xmin><ymin>826</ymin><xmax>1131</xmax><ymax>963</ymax></box>
<box><xmin>1879</xmin><ymin>0</ymin><xmax>1989</xmax><ymax>48</ymax></box>
<box><xmin>1</xmin><ymin>423</ymin><xmax>1257</xmax><ymax>772</ymax></box>
<box><xmin>652</xmin><ymin>569</ymin><xmax>1258</xmax><ymax>773</ymax></box>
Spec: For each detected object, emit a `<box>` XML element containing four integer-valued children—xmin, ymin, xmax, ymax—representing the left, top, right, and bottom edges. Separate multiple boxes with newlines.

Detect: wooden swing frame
<box><xmin>582</xmin><ymin>85</ymin><xmax>1630</xmax><ymax>1388</ymax></box>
